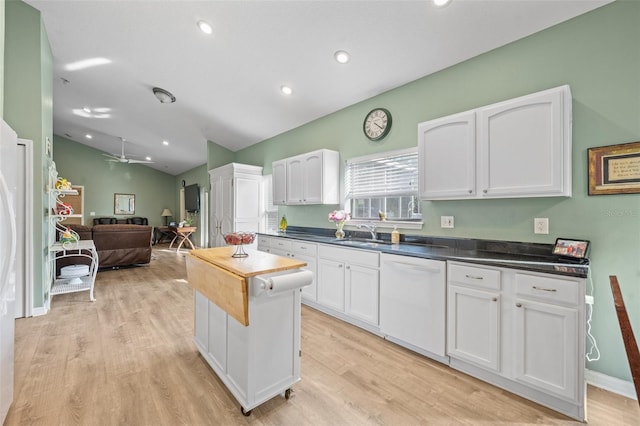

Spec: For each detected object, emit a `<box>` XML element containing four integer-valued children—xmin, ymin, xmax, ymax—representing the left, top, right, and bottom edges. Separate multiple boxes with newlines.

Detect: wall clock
<box><xmin>363</xmin><ymin>108</ymin><xmax>392</xmax><ymax>141</ymax></box>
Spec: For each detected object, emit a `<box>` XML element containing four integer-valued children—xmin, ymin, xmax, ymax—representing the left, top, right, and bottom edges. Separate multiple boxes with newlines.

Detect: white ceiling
<box><xmin>25</xmin><ymin>0</ymin><xmax>611</xmax><ymax>176</ymax></box>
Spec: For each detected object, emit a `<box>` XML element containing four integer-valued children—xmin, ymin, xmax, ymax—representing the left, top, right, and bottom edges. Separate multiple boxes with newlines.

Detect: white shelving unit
<box><xmin>50</xmin><ymin>240</ymin><xmax>97</xmax><ymax>301</ymax></box>
<box><xmin>47</xmin><ymin>162</ymin><xmax>98</xmax><ymax>306</ymax></box>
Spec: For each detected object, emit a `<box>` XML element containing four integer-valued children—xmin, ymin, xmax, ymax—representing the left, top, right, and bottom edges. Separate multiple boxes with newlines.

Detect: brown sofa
<box><xmin>56</xmin><ymin>223</ymin><xmax>153</xmax><ymax>272</ymax></box>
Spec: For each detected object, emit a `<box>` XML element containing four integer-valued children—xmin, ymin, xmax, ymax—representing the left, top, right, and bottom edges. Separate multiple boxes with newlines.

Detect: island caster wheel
<box><xmin>284</xmin><ymin>388</ymin><xmax>292</xmax><ymax>400</ymax></box>
<box><xmin>241</xmin><ymin>407</ymin><xmax>252</xmax><ymax>417</ymax></box>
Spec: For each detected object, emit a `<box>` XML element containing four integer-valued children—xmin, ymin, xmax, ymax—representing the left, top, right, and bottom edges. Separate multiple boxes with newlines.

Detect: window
<box><xmin>345</xmin><ymin>148</ymin><xmax>421</xmax><ymax>222</ymax></box>
<box><xmin>262</xmin><ymin>174</ymin><xmax>279</xmax><ymax>232</ymax></box>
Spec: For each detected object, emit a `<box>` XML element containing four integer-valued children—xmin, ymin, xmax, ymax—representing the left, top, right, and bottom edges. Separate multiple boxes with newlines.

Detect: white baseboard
<box><xmin>586</xmin><ymin>369</ymin><xmax>637</xmax><ymax>400</ymax></box>
<box><xmin>31</xmin><ymin>306</ymin><xmax>48</xmax><ymax>317</ymax></box>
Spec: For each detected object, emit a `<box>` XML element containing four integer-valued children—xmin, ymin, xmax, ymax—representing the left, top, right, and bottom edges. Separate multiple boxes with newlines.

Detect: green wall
<box><xmin>4</xmin><ymin>0</ymin><xmax>52</xmax><ymax>309</ymax></box>
<box><xmin>54</xmin><ymin>136</ymin><xmax>176</xmax><ymax>227</ymax></box>
<box><xmin>235</xmin><ymin>1</ymin><xmax>640</xmax><ymax>383</ymax></box>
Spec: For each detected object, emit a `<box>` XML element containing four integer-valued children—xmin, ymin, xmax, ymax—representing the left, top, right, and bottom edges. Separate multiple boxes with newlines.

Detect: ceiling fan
<box><xmin>103</xmin><ymin>137</ymin><xmax>153</xmax><ymax>164</ymax></box>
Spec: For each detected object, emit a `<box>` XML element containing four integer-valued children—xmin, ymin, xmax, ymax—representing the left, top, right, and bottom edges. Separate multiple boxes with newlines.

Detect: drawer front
<box><xmin>515</xmin><ymin>273</ymin><xmax>580</xmax><ymax>305</ymax></box>
<box><xmin>319</xmin><ymin>244</ymin><xmax>379</xmax><ymax>268</ymax></box>
<box><xmin>292</xmin><ymin>241</ymin><xmax>317</xmax><ymax>256</ymax></box>
<box><xmin>271</xmin><ymin>238</ymin><xmax>292</xmax><ymax>252</ymax></box>
<box><xmin>448</xmin><ymin>263</ymin><xmax>501</xmax><ymax>291</ymax></box>
<box><xmin>257</xmin><ymin>235</ymin><xmax>271</xmax><ymax>248</ymax></box>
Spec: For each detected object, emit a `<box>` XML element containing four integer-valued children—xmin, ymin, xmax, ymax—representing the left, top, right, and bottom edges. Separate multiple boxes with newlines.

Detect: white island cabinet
<box><xmin>380</xmin><ymin>254</ymin><xmax>447</xmax><ymax>362</ymax></box>
<box><xmin>419</xmin><ymin>85</ymin><xmax>572</xmax><ymax>200</ymax></box>
<box><xmin>187</xmin><ymin>247</ymin><xmax>312</xmax><ymax>416</ymax></box>
<box><xmin>447</xmin><ymin>261</ymin><xmax>586</xmax><ymax>421</ymax></box>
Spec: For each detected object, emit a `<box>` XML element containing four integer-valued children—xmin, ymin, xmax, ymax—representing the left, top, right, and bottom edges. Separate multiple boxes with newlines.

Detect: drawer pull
<box><xmin>532</xmin><ymin>286</ymin><xmax>557</xmax><ymax>292</ymax></box>
<box><xmin>465</xmin><ymin>274</ymin><xmax>484</xmax><ymax>280</ymax></box>
<box><xmin>516</xmin><ymin>303</ymin><xmax>522</xmax><ymax>308</ymax></box>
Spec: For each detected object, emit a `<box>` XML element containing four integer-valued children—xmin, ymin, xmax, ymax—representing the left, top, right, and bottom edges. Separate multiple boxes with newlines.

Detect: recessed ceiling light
<box><xmin>433</xmin><ymin>0</ymin><xmax>452</xmax><ymax>7</ymax></box>
<box><xmin>145</xmin><ymin>156</ymin><xmax>152</xmax><ymax>161</ymax></box>
<box><xmin>280</xmin><ymin>85</ymin><xmax>293</xmax><ymax>96</ymax></box>
<box><xmin>162</xmin><ymin>140</ymin><xmax>169</xmax><ymax>146</ymax></box>
<box><xmin>334</xmin><ymin>50</ymin><xmax>350</xmax><ymax>64</ymax></box>
<box><xmin>83</xmin><ymin>107</ymin><xmax>91</xmax><ymax>113</ymax></box>
<box><xmin>65</xmin><ymin>57</ymin><xmax>112</xmax><ymax>71</ymax></box>
<box><xmin>85</xmin><ymin>134</ymin><xmax>92</xmax><ymax>139</ymax></box>
<box><xmin>197</xmin><ymin>20</ymin><xmax>213</xmax><ymax>35</ymax></box>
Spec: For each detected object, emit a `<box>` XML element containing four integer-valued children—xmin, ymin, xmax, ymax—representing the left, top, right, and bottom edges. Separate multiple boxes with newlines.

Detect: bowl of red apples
<box><xmin>223</xmin><ymin>232</ymin><xmax>256</xmax><ymax>257</ymax></box>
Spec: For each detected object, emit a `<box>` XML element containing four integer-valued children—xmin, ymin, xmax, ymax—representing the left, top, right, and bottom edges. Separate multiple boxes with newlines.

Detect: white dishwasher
<box><xmin>380</xmin><ymin>254</ymin><xmax>447</xmax><ymax>363</ymax></box>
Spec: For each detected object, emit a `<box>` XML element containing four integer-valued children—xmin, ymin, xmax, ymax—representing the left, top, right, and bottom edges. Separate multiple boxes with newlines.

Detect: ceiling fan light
<box><xmin>153</xmin><ymin>87</ymin><xmax>176</xmax><ymax>103</ymax></box>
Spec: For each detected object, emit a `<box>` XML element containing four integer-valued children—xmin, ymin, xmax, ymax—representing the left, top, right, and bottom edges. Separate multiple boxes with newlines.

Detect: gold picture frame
<box><xmin>588</xmin><ymin>141</ymin><xmax>640</xmax><ymax>195</ymax></box>
<box><xmin>114</xmin><ymin>193</ymin><xmax>135</xmax><ymax>215</ymax></box>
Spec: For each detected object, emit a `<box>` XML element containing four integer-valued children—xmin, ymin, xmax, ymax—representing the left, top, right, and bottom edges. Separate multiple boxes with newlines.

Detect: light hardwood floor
<box><xmin>7</xmin><ymin>246</ymin><xmax>639</xmax><ymax>425</ymax></box>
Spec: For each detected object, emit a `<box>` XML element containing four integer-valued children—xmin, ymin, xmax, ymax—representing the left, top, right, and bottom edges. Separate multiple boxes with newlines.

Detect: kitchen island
<box><xmin>186</xmin><ymin>247</ymin><xmax>312</xmax><ymax>416</ymax></box>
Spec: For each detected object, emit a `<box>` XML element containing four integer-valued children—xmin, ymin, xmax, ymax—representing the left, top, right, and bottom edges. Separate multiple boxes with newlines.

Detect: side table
<box><xmin>169</xmin><ymin>226</ymin><xmax>197</xmax><ymax>250</ymax></box>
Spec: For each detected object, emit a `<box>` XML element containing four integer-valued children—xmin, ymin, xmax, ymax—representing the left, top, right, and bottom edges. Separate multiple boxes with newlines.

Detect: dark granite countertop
<box><xmin>259</xmin><ymin>226</ymin><xmax>589</xmax><ymax>279</ymax></box>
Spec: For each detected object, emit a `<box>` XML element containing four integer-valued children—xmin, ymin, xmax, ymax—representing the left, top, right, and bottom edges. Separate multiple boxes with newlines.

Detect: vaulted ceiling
<box><xmin>26</xmin><ymin>0</ymin><xmax>611</xmax><ymax>175</ymax></box>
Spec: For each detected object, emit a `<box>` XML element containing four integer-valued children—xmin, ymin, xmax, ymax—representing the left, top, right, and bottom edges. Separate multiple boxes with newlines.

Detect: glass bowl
<box><xmin>223</xmin><ymin>232</ymin><xmax>256</xmax><ymax>257</ymax></box>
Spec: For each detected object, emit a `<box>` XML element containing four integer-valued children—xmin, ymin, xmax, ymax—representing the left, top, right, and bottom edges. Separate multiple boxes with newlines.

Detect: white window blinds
<box><xmin>345</xmin><ymin>148</ymin><xmax>419</xmax><ymax>199</ymax></box>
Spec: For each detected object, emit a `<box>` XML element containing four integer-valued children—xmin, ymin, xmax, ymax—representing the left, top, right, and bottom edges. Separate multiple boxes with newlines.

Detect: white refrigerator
<box><xmin>0</xmin><ymin>118</ymin><xmax>17</xmax><ymax>423</ymax></box>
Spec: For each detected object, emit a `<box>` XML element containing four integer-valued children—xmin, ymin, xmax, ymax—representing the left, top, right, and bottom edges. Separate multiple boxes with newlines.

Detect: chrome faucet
<box><xmin>358</xmin><ymin>223</ymin><xmax>377</xmax><ymax>240</ymax></box>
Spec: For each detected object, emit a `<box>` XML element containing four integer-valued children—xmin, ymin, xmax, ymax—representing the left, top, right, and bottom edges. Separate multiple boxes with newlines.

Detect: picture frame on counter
<box><xmin>588</xmin><ymin>141</ymin><xmax>640</xmax><ymax>195</ymax></box>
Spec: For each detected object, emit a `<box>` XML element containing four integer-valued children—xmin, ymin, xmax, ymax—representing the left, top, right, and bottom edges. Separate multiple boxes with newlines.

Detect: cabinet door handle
<box><xmin>483</xmin><ymin>189</ymin><xmax>488</xmax><ymax>194</ymax></box>
<box><xmin>492</xmin><ymin>297</ymin><xmax>498</xmax><ymax>302</ymax></box>
<box><xmin>468</xmin><ymin>189</ymin><xmax>473</xmax><ymax>194</ymax></box>
<box><xmin>532</xmin><ymin>286</ymin><xmax>557</xmax><ymax>292</ymax></box>
<box><xmin>346</xmin><ymin>266</ymin><xmax>350</xmax><ymax>269</ymax></box>
<box><xmin>465</xmin><ymin>274</ymin><xmax>484</xmax><ymax>280</ymax></box>
<box><xmin>338</xmin><ymin>264</ymin><xmax>343</xmax><ymax>268</ymax></box>
<box><xmin>516</xmin><ymin>303</ymin><xmax>522</xmax><ymax>308</ymax></box>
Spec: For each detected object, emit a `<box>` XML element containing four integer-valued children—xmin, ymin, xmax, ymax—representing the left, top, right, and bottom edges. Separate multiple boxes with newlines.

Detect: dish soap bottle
<box><xmin>391</xmin><ymin>225</ymin><xmax>400</xmax><ymax>244</ymax></box>
<box><xmin>279</xmin><ymin>215</ymin><xmax>288</xmax><ymax>232</ymax></box>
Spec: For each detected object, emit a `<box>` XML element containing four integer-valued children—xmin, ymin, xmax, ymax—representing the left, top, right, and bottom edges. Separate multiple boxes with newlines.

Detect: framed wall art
<box><xmin>588</xmin><ymin>141</ymin><xmax>640</xmax><ymax>195</ymax></box>
<box><xmin>114</xmin><ymin>193</ymin><xmax>135</xmax><ymax>215</ymax></box>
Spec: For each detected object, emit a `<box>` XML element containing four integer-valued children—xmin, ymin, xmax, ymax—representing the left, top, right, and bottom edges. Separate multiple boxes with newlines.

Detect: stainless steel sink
<box><xmin>332</xmin><ymin>238</ymin><xmax>387</xmax><ymax>248</ymax></box>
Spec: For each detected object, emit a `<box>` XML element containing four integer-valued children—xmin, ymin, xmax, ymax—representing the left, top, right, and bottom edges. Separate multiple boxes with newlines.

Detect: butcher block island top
<box><xmin>186</xmin><ymin>247</ymin><xmax>307</xmax><ymax>326</ymax></box>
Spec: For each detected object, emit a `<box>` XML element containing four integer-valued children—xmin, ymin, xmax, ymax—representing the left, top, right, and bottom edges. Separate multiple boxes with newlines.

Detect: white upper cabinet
<box><xmin>419</xmin><ymin>111</ymin><xmax>476</xmax><ymax>199</ymax></box>
<box><xmin>419</xmin><ymin>85</ymin><xmax>572</xmax><ymax>200</ymax></box>
<box><xmin>272</xmin><ymin>159</ymin><xmax>287</xmax><ymax>205</ymax></box>
<box><xmin>275</xmin><ymin>149</ymin><xmax>340</xmax><ymax>205</ymax></box>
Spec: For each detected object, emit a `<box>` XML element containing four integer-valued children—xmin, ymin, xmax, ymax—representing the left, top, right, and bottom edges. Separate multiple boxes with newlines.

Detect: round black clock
<box><xmin>363</xmin><ymin>108</ymin><xmax>392</xmax><ymax>141</ymax></box>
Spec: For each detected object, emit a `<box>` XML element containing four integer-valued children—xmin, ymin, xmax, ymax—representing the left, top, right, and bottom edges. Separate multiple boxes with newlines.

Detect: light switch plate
<box><xmin>534</xmin><ymin>218</ymin><xmax>549</xmax><ymax>234</ymax></box>
<box><xmin>441</xmin><ymin>216</ymin><xmax>454</xmax><ymax>228</ymax></box>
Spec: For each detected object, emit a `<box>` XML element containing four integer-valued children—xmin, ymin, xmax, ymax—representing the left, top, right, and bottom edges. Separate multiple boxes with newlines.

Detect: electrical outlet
<box><xmin>534</xmin><ymin>217</ymin><xmax>549</xmax><ymax>234</ymax></box>
<box><xmin>441</xmin><ymin>216</ymin><xmax>454</xmax><ymax>228</ymax></box>
<box><xmin>585</xmin><ymin>295</ymin><xmax>594</xmax><ymax>305</ymax></box>
<box><xmin>90</xmin><ymin>211</ymin><xmax>96</xmax><ymax>216</ymax></box>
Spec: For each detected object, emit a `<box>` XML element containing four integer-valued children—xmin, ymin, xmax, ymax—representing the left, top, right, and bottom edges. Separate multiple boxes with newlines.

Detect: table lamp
<box><xmin>161</xmin><ymin>208</ymin><xmax>173</xmax><ymax>226</ymax></box>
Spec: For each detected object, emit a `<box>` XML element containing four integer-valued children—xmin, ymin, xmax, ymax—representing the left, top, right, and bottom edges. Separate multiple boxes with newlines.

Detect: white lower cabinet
<box><xmin>380</xmin><ymin>254</ymin><xmax>446</xmax><ymax>359</ymax></box>
<box><xmin>447</xmin><ymin>261</ymin><xmax>586</xmax><ymax>421</ymax></box>
<box><xmin>317</xmin><ymin>244</ymin><xmax>379</xmax><ymax>327</ymax></box>
<box><xmin>513</xmin><ymin>273</ymin><xmax>581</xmax><ymax>402</ymax></box>
<box><xmin>447</xmin><ymin>263</ymin><xmax>501</xmax><ymax>371</ymax></box>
